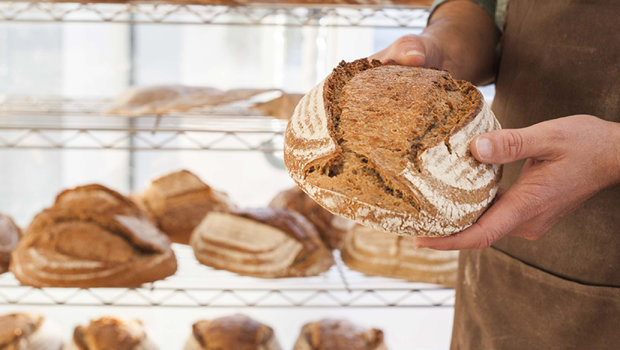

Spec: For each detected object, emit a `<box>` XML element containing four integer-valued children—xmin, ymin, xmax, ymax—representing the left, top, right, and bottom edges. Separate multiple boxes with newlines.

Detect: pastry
<box><xmin>184</xmin><ymin>314</ymin><xmax>280</xmax><ymax>350</ymax></box>
<box><xmin>67</xmin><ymin>316</ymin><xmax>158</xmax><ymax>350</ymax></box>
<box><xmin>0</xmin><ymin>312</ymin><xmax>64</xmax><ymax>350</ymax></box>
<box><xmin>341</xmin><ymin>225</ymin><xmax>458</xmax><ymax>286</ymax></box>
<box><xmin>284</xmin><ymin>59</ymin><xmax>501</xmax><ymax>237</ymax></box>
<box><xmin>0</xmin><ymin>212</ymin><xmax>21</xmax><ymax>274</ymax></box>
<box><xmin>10</xmin><ymin>184</ymin><xmax>177</xmax><ymax>287</ymax></box>
<box><xmin>190</xmin><ymin>208</ymin><xmax>334</xmax><ymax>278</ymax></box>
<box><xmin>136</xmin><ymin>170</ymin><xmax>236</xmax><ymax>244</ymax></box>
<box><xmin>269</xmin><ymin>186</ymin><xmax>353</xmax><ymax>249</ymax></box>
<box><xmin>293</xmin><ymin>319</ymin><xmax>386</xmax><ymax>350</ymax></box>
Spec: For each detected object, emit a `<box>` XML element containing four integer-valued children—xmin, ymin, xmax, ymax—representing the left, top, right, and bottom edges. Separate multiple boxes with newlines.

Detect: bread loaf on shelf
<box><xmin>68</xmin><ymin>316</ymin><xmax>158</xmax><ymax>350</ymax></box>
<box><xmin>190</xmin><ymin>208</ymin><xmax>334</xmax><ymax>278</ymax></box>
<box><xmin>184</xmin><ymin>314</ymin><xmax>281</xmax><ymax>350</ymax></box>
<box><xmin>0</xmin><ymin>212</ymin><xmax>21</xmax><ymax>274</ymax></box>
<box><xmin>251</xmin><ymin>93</ymin><xmax>304</xmax><ymax>119</ymax></box>
<box><xmin>105</xmin><ymin>85</ymin><xmax>269</xmax><ymax>116</ymax></box>
<box><xmin>10</xmin><ymin>184</ymin><xmax>177</xmax><ymax>287</ymax></box>
<box><xmin>284</xmin><ymin>59</ymin><xmax>501</xmax><ymax>237</ymax></box>
<box><xmin>0</xmin><ymin>312</ymin><xmax>64</xmax><ymax>350</ymax></box>
<box><xmin>293</xmin><ymin>319</ymin><xmax>387</xmax><ymax>350</ymax></box>
<box><xmin>135</xmin><ymin>169</ymin><xmax>236</xmax><ymax>244</ymax></box>
<box><xmin>269</xmin><ymin>186</ymin><xmax>353</xmax><ymax>249</ymax></box>
<box><xmin>341</xmin><ymin>225</ymin><xmax>458</xmax><ymax>286</ymax></box>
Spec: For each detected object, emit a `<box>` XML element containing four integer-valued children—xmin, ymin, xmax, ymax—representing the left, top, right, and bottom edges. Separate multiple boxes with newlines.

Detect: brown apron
<box><xmin>451</xmin><ymin>0</ymin><xmax>620</xmax><ymax>349</ymax></box>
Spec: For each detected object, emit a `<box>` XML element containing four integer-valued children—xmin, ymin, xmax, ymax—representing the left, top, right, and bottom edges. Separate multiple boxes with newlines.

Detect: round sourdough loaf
<box><xmin>284</xmin><ymin>59</ymin><xmax>501</xmax><ymax>237</ymax></box>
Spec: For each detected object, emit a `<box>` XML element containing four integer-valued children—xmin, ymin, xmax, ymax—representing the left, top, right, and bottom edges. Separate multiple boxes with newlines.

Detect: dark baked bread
<box><xmin>184</xmin><ymin>314</ymin><xmax>281</xmax><ymax>350</ymax></box>
<box><xmin>0</xmin><ymin>312</ymin><xmax>64</xmax><ymax>350</ymax></box>
<box><xmin>70</xmin><ymin>316</ymin><xmax>158</xmax><ymax>350</ymax></box>
<box><xmin>293</xmin><ymin>319</ymin><xmax>387</xmax><ymax>350</ymax></box>
<box><xmin>190</xmin><ymin>208</ymin><xmax>334</xmax><ymax>278</ymax></box>
<box><xmin>10</xmin><ymin>184</ymin><xmax>177</xmax><ymax>287</ymax></box>
<box><xmin>284</xmin><ymin>59</ymin><xmax>501</xmax><ymax>237</ymax></box>
<box><xmin>136</xmin><ymin>170</ymin><xmax>236</xmax><ymax>244</ymax></box>
<box><xmin>251</xmin><ymin>93</ymin><xmax>304</xmax><ymax>119</ymax></box>
<box><xmin>269</xmin><ymin>186</ymin><xmax>353</xmax><ymax>249</ymax></box>
<box><xmin>0</xmin><ymin>212</ymin><xmax>21</xmax><ymax>274</ymax></box>
<box><xmin>341</xmin><ymin>225</ymin><xmax>458</xmax><ymax>286</ymax></box>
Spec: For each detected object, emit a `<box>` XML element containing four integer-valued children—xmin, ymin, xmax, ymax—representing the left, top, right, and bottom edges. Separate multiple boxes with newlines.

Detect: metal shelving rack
<box><xmin>0</xmin><ymin>246</ymin><xmax>455</xmax><ymax>308</ymax></box>
<box><xmin>0</xmin><ymin>96</ymin><xmax>286</xmax><ymax>151</ymax></box>
<box><xmin>0</xmin><ymin>1</ymin><xmax>429</xmax><ymax>28</ymax></box>
<box><xmin>0</xmin><ymin>1</ymin><xmax>454</xmax><ymax>310</ymax></box>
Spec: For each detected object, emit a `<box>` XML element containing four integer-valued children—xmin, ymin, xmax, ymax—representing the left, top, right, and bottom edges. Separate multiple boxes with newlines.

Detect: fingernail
<box><xmin>405</xmin><ymin>49</ymin><xmax>425</xmax><ymax>57</ymax></box>
<box><xmin>475</xmin><ymin>137</ymin><xmax>493</xmax><ymax>161</ymax></box>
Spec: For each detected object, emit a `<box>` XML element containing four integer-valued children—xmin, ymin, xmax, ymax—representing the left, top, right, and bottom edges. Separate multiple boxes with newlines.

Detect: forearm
<box><xmin>423</xmin><ymin>0</ymin><xmax>500</xmax><ymax>84</ymax></box>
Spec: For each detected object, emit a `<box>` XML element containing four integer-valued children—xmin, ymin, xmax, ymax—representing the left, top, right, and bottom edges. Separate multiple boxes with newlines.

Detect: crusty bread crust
<box><xmin>10</xmin><ymin>185</ymin><xmax>177</xmax><ymax>288</ymax></box>
<box><xmin>284</xmin><ymin>59</ymin><xmax>501</xmax><ymax>237</ymax></box>
<box><xmin>269</xmin><ymin>186</ymin><xmax>353</xmax><ymax>249</ymax></box>
<box><xmin>137</xmin><ymin>170</ymin><xmax>236</xmax><ymax>244</ymax></box>
<box><xmin>190</xmin><ymin>208</ymin><xmax>334</xmax><ymax>278</ymax></box>
<box><xmin>341</xmin><ymin>225</ymin><xmax>458</xmax><ymax>286</ymax></box>
<box><xmin>293</xmin><ymin>319</ymin><xmax>387</xmax><ymax>350</ymax></box>
<box><xmin>186</xmin><ymin>314</ymin><xmax>281</xmax><ymax>350</ymax></box>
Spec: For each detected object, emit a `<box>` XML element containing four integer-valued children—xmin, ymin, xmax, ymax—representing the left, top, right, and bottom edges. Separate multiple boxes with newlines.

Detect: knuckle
<box><xmin>394</xmin><ymin>34</ymin><xmax>419</xmax><ymax>48</ymax></box>
<box><xmin>473</xmin><ymin>223</ymin><xmax>497</xmax><ymax>250</ymax></box>
<box><xmin>502</xmin><ymin>130</ymin><xmax>525</xmax><ymax>159</ymax></box>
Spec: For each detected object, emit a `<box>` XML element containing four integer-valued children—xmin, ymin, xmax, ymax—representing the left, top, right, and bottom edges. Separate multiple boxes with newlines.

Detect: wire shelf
<box><xmin>0</xmin><ymin>1</ymin><xmax>429</xmax><ymax>28</ymax></box>
<box><xmin>0</xmin><ymin>96</ymin><xmax>287</xmax><ymax>151</ymax></box>
<box><xmin>0</xmin><ymin>245</ymin><xmax>455</xmax><ymax>308</ymax></box>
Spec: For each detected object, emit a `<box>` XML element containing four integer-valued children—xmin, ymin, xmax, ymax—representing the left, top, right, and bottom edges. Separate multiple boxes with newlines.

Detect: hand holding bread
<box><xmin>413</xmin><ymin>115</ymin><xmax>620</xmax><ymax>250</ymax></box>
<box><xmin>284</xmin><ymin>59</ymin><xmax>501</xmax><ymax>237</ymax></box>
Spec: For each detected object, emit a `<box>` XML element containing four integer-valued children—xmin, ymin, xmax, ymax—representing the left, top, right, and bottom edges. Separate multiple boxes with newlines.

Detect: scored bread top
<box><xmin>293</xmin><ymin>319</ymin><xmax>386</xmax><ymax>350</ymax></box>
<box><xmin>10</xmin><ymin>184</ymin><xmax>177</xmax><ymax>288</ymax></box>
<box><xmin>188</xmin><ymin>314</ymin><xmax>280</xmax><ymax>350</ymax></box>
<box><xmin>284</xmin><ymin>59</ymin><xmax>501</xmax><ymax>237</ymax></box>
<box><xmin>137</xmin><ymin>169</ymin><xmax>236</xmax><ymax>244</ymax></box>
<box><xmin>72</xmin><ymin>317</ymin><xmax>152</xmax><ymax>350</ymax></box>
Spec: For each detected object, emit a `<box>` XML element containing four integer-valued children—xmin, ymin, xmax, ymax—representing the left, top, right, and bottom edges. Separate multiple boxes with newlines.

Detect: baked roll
<box><xmin>269</xmin><ymin>187</ymin><xmax>353</xmax><ymax>249</ymax></box>
<box><xmin>184</xmin><ymin>314</ymin><xmax>281</xmax><ymax>350</ymax></box>
<box><xmin>67</xmin><ymin>316</ymin><xmax>158</xmax><ymax>350</ymax></box>
<box><xmin>190</xmin><ymin>208</ymin><xmax>334</xmax><ymax>278</ymax></box>
<box><xmin>284</xmin><ymin>59</ymin><xmax>501</xmax><ymax>237</ymax></box>
<box><xmin>136</xmin><ymin>170</ymin><xmax>236</xmax><ymax>244</ymax></box>
<box><xmin>10</xmin><ymin>184</ymin><xmax>177</xmax><ymax>287</ymax></box>
<box><xmin>0</xmin><ymin>312</ymin><xmax>64</xmax><ymax>350</ymax></box>
<box><xmin>0</xmin><ymin>212</ymin><xmax>21</xmax><ymax>274</ymax></box>
<box><xmin>341</xmin><ymin>225</ymin><xmax>458</xmax><ymax>286</ymax></box>
<box><xmin>293</xmin><ymin>319</ymin><xmax>387</xmax><ymax>350</ymax></box>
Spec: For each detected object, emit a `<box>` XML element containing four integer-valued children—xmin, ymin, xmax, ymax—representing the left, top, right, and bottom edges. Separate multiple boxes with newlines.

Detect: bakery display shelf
<box><xmin>0</xmin><ymin>1</ymin><xmax>429</xmax><ymax>28</ymax></box>
<box><xmin>0</xmin><ymin>245</ymin><xmax>455</xmax><ymax>308</ymax></box>
<box><xmin>0</xmin><ymin>96</ymin><xmax>287</xmax><ymax>151</ymax></box>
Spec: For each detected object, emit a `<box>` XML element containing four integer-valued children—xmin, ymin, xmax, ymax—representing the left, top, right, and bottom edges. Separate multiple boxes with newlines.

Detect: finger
<box><xmin>470</xmin><ymin>123</ymin><xmax>562</xmax><ymax>165</ymax></box>
<box><xmin>413</xmin><ymin>184</ymin><xmax>541</xmax><ymax>250</ymax></box>
<box><xmin>370</xmin><ymin>35</ymin><xmax>427</xmax><ymax>66</ymax></box>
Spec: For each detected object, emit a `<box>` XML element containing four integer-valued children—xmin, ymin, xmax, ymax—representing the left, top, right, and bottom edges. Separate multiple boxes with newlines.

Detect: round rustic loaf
<box><xmin>284</xmin><ymin>59</ymin><xmax>501</xmax><ymax>237</ymax></box>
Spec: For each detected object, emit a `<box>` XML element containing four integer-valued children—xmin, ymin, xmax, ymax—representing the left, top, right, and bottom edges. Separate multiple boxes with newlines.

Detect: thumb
<box><xmin>471</xmin><ymin>125</ymin><xmax>560</xmax><ymax>164</ymax></box>
<box><xmin>370</xmin><ymin>35</ymin><xmax>427</xmax><ymax>66</ymax></box>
